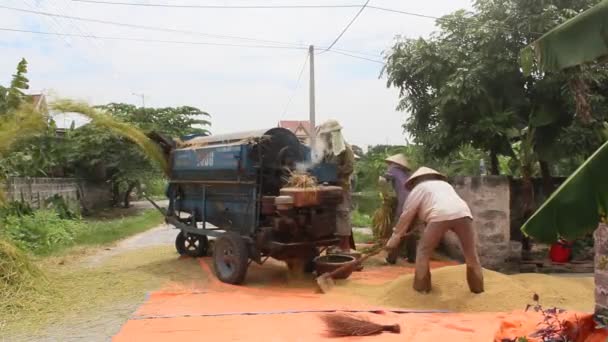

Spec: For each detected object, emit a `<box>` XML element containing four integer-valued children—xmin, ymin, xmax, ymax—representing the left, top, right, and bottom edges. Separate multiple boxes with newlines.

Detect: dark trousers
<box><xmin>386</xmin><ymin>233</ymin><xmax>417</xmax><ymax>264</ymax></box>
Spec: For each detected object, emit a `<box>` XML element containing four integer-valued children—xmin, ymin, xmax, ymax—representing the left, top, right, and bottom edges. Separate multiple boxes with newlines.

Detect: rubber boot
<box><xmin>466</xmin><ymin>266</ymin><xmax>484</xmax><ymax>294</ymax></box>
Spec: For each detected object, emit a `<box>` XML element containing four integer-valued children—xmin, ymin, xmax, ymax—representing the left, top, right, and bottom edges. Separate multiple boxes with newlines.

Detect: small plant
<box><xmin>44</xmin><ymin>194</ymin><xmax>79</xmax><ymax>220</ymax></box>
<box><xmin>503</xmin><ymin>294</ymin><xmax>577</xmax><ymax>342</ymax></box>
<box><xmin>0</xmin><ymin>200</ymin><xmax>33</xmax><ymax>218</ymax></box>
<box><xmin>527</xmin><ymin>294</ymin><xmax>574</xmax><ymax>342</ymax></box>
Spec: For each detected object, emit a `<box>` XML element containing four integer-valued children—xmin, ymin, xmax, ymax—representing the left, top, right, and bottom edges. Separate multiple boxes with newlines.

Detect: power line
<box><xmin>0</xmin><ymin>27</ymin><xmax>307</xmax><ymax>49</ymax></box>
<box><xmin>0</xmin><ymin>4</ymin><xmax>301</xmax><ymax>47</ymax></box>
<box><xmin>0</xmin><ymin>4</ymin><xmax>382</xmax><ymax>58</ymax></box>
<box><xmin>19</xmin><ymin>0</ymin><xmax>72</xmax><ymax>46</ymax></box>
<box><xmin>71</xmin><ymin>0</ymin><xmax>362</xmax><ymax>9</ymax></box>
<box><xmin>282</xmin><ymin>52</ymin><xmax>309</xmax><ymax>117</ymax></box>
<box><xmin>50</xmin><ymin>0</ymin><xmax>106</xmax><ymax>49</ymax></box>
<box><xmin>367</xmin><ymin>5</ymin><xmax>439</xmax><ymax>20</ymax></box>
<box><xmin>0</xmin><ymin>27</ymin><xmax>387</xmax><ymax>65</ymax></box>
<box><xmin>319</xmin><ymin>0</ymin><xmax>370</xmax><ymax>54</ymax></box>
<box><xmin>327</xmin><ymin>49</ymin><xmax>385</xmax><ymax>65</ymax></box>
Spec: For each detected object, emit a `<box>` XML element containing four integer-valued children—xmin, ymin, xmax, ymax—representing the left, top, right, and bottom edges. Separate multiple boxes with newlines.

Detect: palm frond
<box><xmin>50</xmin><ymin>99</ymin><xmax>169</xmax><ymax>175</ymax></box>
<box><xmin>521</xmin><ymin>139</ymin><xmax>608</xmax><ymax>243</ymax></box>
<box><xmin>521</xmin><ymin>0</ymin><xmax>608</xmax><ymax>74</ymax></box>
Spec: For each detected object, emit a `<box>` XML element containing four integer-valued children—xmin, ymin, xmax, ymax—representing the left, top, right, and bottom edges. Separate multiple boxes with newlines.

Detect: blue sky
<box><xmin>1</xmin><ymin>0</ymin><xmax>473</xmax><ymax>148</ymax></box>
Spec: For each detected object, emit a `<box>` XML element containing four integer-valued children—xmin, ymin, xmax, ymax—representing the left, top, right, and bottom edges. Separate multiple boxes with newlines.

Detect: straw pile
<box><xmin>340</xmin><ymin>265</ymin><xmax>594</xmax><ymax>313</ymax></box>
<box><xmin>284</xmin><ymin>171</ymin><xmax>318</xmax><ymax>189</ymax></box>
<box><xmin>0</xmin><ymin>240</ymin><xmax>46</xmax><ymax>316</ymax></box>
<box><xmin>3</xmin><ymin>245</ymin><xmax>208</xmax><ymax>337</ymax></box>
<box><xmin>371</xmin><ymin>192</ymin><xmax>396</xmax><ymax>240</ymax></box>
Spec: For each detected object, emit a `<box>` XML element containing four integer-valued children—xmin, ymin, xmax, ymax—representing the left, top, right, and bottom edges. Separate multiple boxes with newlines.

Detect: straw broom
<box><xmin>321</xmin><ymin>313</ymin><xmax>400</xmax><ymax>337</ymax></box>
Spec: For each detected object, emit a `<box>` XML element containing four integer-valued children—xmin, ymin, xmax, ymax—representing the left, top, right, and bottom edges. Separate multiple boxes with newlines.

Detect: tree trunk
<box><xmin>538</xmin><ymin>160</ymin><xmax>554</xmax><ymax>197</ymax></box>
<box><xmin>123</xmin><ymin>182</ymin><xmax>137</xmax><ymax>208</ymax></box>
<box><xmin>111</xmin><ymin>182</ymin><xmax>120</xmax><ymax>207</ymax></box>
<box><xmin>569</xmin><ymin>77</ymin><xmax>593</xmax><ymax>125</ymax></box>
<box><xmin>594</xmin><ymin>222</ymin><xmax>608</xmax><ymax>318</ymax></box>
<box><xmin>490</xmin><ymin>150</ymin><xmax>500</xmax><ymax>175</ymax></box>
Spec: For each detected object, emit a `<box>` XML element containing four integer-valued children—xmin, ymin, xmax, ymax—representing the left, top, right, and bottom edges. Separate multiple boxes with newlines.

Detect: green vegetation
<box><xmin>352</xmin><ymin>209</ymin><xmax>372</xmax><ymax>228</ymax></box>
<box><xmin>352</xmin><ymin>229</ymin><xmax>373</xmax><ymax>245</ymax></box>
<box><xmin>72</xmin><ymin>210</ymin><xmax>162</xmax><ymax>247</ymax></box>
<box><xmin>0</xmin><ymin>208</ymin><xmax>162</xmax><ymax>256</ymax></box>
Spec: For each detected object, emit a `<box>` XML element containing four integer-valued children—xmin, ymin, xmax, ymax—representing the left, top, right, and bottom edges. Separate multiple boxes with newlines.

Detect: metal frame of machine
<box><xmin>148</xmin><ymin>128</ymin><xmax>342</xmax><ymax>285</ymax></box>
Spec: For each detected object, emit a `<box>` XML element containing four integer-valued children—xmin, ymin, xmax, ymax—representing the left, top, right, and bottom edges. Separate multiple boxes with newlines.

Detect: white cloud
<box><xmin>0</xmin><ymin>0</ymin><xmax>472</xmax><ymax>147</ymax></box>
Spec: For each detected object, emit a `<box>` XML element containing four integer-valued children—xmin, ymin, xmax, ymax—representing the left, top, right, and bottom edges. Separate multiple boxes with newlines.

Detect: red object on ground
<box><xmin>550</xmin><ymin>240</ymin><xmax>572</xmax><ymax>263</ymax></box>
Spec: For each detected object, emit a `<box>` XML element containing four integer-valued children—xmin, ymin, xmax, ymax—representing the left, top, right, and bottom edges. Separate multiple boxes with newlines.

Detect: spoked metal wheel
<box><xmin>212</xmin><ymin>232</ymin><xmax>249</xmax><ymax>284</ymax></box>
<box><xmin>175</xmin><ymin>231</ymin><xmax>208</xmax><ymax>257</ymax></box>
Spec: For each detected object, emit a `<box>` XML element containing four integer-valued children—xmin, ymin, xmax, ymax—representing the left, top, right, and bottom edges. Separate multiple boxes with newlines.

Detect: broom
<box><xmin>321</xmin><ymin>313</ymin><xmax>400</xmax><ymax>337</ymax></box>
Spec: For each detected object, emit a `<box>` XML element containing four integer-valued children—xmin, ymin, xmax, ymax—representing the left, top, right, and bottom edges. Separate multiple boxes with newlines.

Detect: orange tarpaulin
<box><xmin>112</xmin><ymin>258</ymin><xmax>607</xmax><ymax>341</ymax></box>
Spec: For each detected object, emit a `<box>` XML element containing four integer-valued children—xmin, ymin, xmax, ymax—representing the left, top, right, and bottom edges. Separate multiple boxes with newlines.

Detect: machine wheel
<box><xmin>175</xmin><ymin>231</ymin><xmax>208</xmax><ymax>257</ymax></box>
<box><xmin>213</xmin><ymin>232</ymin><xmax>249</xmax><ymax>284</ymax></box>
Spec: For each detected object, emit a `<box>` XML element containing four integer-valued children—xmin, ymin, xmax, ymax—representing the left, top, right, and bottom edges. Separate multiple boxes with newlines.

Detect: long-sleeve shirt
<box><xmin>392</xmin><ymin>180</ymin><xmax>473</xmax><ymax>239</ymax></box>
<box><xmin>323</xmin><ymin>144</ymin><xmax>355</xmax><ymax>192</ymax></box>
<box><xmin>384</xmin><ymin>165</ymin><xmax>410</xmax><ymax>220</ymax></box>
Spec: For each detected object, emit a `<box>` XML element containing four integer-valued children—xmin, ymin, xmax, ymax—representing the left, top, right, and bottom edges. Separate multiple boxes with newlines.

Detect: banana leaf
<box><xmin>521</xmin><ymin>0</ymin><xmax>608</xmax><ymax>75</ymax></box>
<box><xmin>521</xmin><ymin>139</ymin><xmax>608</xmax><ymax>243</ymax></box>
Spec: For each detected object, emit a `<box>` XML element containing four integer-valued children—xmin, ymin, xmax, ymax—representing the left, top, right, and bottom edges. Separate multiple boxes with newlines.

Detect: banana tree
<box><xmin>520</xmin><ymin>0</ymin><xmax>608</xmax><ymax>319</ymax></box>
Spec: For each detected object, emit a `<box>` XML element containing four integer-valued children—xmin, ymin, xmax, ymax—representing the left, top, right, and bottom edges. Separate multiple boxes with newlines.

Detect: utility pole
<box><xmin>132</xmin><ymin>92</ymin><xmax>145</xmax><ymax>108</ymax></box>
<box><xmin>309</xmin><ymin>45</ymin><xmax>316</xmax><ymax>151</ymax></box>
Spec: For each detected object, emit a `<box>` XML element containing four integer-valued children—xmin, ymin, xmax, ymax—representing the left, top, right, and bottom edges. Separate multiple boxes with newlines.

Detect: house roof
<box><xmin>278</xmin><ymin>120</ymin><xmax>312</xmax><ymax>136</ymax></box>
<box><xmin>28</xmin><ymin>94</ymin><xmax>48</xmax><ymax>112</ymax></box>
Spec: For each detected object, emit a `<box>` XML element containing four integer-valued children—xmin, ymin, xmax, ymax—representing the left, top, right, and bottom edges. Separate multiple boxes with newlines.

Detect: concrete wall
<box><xmin>4</xmin><ymin>177</ymin><xmax>111</xmax><ymax>210</ymax></box>
<box><xmin>443</xmin><ymin>176</ymin><xmax>511</xmax><ymax>270</ymax></box>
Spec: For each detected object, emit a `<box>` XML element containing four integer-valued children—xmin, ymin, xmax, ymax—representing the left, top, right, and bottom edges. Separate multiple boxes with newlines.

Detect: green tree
<box><xmin>0</xmin><ymin>58</ymin><xmax>30</xmax><ymax>114</ymax></box>
<box><xmin>99</xmin><ymin>103</ymin><xmax>211</xmax><ymax>137</ymax></box>
<box><xmin>383</xmin><ymin>0</ymin><xmax>607</xmax><ymax>177</ymax></box>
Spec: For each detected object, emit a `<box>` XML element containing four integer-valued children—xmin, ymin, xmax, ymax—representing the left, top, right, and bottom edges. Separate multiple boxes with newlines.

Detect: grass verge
<box><xmin>73</xmin><ymin>209</ymin><xmax>163</xmax><ymax>247</ymax></box>
<box><xmin>352</xmin><ymin>209</ymin><xmax>372</xmax><ymax>228</ymax></box>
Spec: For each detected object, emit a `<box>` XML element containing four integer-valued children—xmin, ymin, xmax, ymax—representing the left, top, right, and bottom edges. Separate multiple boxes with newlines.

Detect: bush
<box><xmin>1</xmin><ymin>211</ymin><xmax>84</xmax><ymax>254</ymax></box>
<box><xmin>352</xmin><ymin>209</ymin><xmax>372</xmax><ymax>227</ymax></box>
<box><xmin>142</xmin><ymin>177</ymin><xmax>167</xmax><ymax>198</ymax></box>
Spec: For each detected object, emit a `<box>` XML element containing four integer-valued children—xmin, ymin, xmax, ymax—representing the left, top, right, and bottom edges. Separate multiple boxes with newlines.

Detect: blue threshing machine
<box><xmin>149</xmin><ymin>128</ymin><xmax>344</xmax><ymax>284</ymax></box>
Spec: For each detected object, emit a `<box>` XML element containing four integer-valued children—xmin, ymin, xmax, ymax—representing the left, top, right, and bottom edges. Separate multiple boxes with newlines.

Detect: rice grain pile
<box><xmin>339</xmin><ymin>265</ymin><xmax>594</xmax><ymax>313</ymax></box>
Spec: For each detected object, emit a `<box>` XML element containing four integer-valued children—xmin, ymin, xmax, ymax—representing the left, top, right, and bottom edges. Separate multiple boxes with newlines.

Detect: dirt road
<box><xmin>7</xmin><ymin>223</ymin><xmax>183</xmax><ymax>342</ymax></box>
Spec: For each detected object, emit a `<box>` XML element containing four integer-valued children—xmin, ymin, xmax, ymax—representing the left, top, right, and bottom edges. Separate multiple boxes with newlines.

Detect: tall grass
<box><xmin>0</xmin><ymin>103</ymin><xmax>48</xmax><ymax>203</ymax></box>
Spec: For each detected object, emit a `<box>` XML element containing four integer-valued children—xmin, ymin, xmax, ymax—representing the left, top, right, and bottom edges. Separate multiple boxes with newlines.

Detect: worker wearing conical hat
<box><xmin>380</xmin><ymin>154</ymin><xmax>417</xmax><ymax>264</ymax></box>
<box><xmin>386</xmin><ymin>167</ymin><xmax>484</xmax><ymax>294</ymax></box>
<box><xmin>317</xmin><ymin>120</ymin><xmax>356</xmax><ymax>254</ymax></box>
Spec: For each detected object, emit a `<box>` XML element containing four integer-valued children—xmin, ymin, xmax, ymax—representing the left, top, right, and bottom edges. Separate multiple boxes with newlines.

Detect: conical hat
<box><xmin>385</xmin><ymin>154</ymin><xmax>411</xmax><ymax>170</ymax></box>
<box><xmin>405</xmin><ymin>167</ymin><xmax>446</xmax><ymax>188</ymax></box>
<box><xmin>317</xmin><ymin>120</ymin><xmax>342</xmax><ymax>134</ymax></box>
